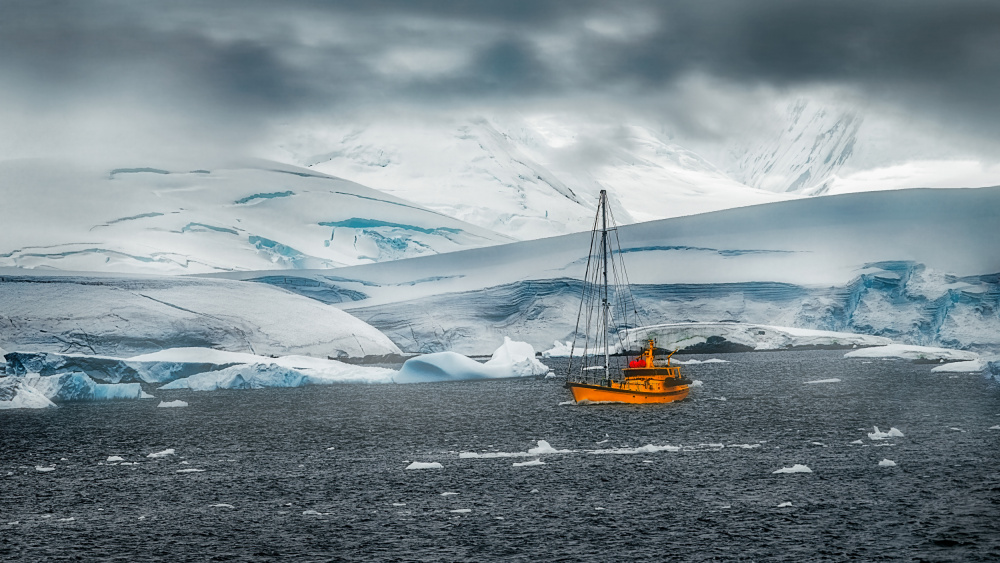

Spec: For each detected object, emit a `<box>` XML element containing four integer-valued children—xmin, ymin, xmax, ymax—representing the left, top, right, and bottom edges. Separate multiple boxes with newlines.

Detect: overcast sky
<box><xmin>2</xmin><ymin>0</ymin><xmax>999</xmax><ymax>164</ymax></box>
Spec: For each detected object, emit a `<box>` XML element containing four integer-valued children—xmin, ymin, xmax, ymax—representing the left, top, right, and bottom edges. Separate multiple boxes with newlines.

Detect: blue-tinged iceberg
<box><xmin>0</xmin><ymin>377</ymin><xmax>56</xmax><ymax>409</ymax></box>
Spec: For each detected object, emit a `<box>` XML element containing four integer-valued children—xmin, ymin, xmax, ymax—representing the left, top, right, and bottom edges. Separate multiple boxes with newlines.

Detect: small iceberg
<box><xmin>157</xmin><ymin>400</ymin><xmax>188</xmax><ymax>408</ymax></box>
<box><xmin>777</xmin><ymin>502</ymin><xmax>793</xmax><ymax>508</ymax></box>
<box><xmin>405</xmin><ymin>462</ymin><xmax>443</xmax><ymax>470</ymax></box>
<box><xmin>773</xmin><ymin>464</ymin><xmax>812</xmax><ymax>474</ymax></box>
<box><xmin>146</xmin><ymin>448</ymin><xmax>176</xmax><ymax>458</ymax></box>
<box><xmin>106</xmin><ymin>456</ymin><xmax>125</xmax><ymax>462</ymax></box>
<box><xmin>0</xmin><ymin>379</ymin><xmax>57</xmax><ymax>410</ymax></box>
<box><xmin>512</xmin><ymin>459</ymin><xmax>545</xmax><ymax>467</ymax></box>
<box><xmin>878</xmin><ymin>459</ymin><xmax>897</xmax><ymax>467</ymax></box>
<box><xmin>395</xmin><ymin>338</ymin><xmax>548</xmax><ymax>383</ymax></box>
<box><xmin>867</xmin><ymin>426</ymin><xmax>904</xmax><ymax>440</ymax></box>
<box><xmin>931</xmin><ymin>359</ymin><xmax>986</xmax><ymax>373</ymax></box>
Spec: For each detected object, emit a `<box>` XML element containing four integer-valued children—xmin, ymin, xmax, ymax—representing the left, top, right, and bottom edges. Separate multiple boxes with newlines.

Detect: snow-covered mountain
<box><xmin>213</xmin><ymin>187</ymin><xmax>1000</xmax><ymax>354</ymax></box>
<box><xmin>0</xmin><ymin>159</ymin><xmax>509</xmax><ymax>274</ymax></box>
<box><xmin>724</xmin><ymin>99</ymin><xmax>863</xmax><ymax>195</ymax></box>
<box><xmin>277</xmin><ymin>117</ymin><xmax>795</xmax><ymax>239</ymax></box>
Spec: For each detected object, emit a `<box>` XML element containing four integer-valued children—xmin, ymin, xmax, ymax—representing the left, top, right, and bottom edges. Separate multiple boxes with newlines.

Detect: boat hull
<box><xmin>566</xmin><ymin>381</ymin><xmax>689</xmax><ymax>404</ymax></box>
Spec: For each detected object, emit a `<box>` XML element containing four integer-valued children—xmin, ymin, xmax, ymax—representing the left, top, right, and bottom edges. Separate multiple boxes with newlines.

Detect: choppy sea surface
<box><xmin>2</xmin><ymin>350</ymin><xmax>999</xmax><ymax>562</ymax></box>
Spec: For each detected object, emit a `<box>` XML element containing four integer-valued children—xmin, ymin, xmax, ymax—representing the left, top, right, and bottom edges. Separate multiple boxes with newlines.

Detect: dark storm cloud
<box><xmin>1</xmin><ymin>0</ymin><xmax>998</xmax><ymax>156</ymax></box>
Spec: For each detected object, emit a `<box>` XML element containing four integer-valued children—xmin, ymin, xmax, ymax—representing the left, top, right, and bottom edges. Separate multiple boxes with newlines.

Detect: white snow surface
<box><xmin>845</xmin><ymin>345</ymin><xmax>979</xmax><ymax>363</ymax></box>
<box><xmin>279</xmin><ymin>117</ymin><xmax>794</xmax><ymax>240</ymax></box>
<box><xmin>0</xmin><ymin>159</ymin><xmax>508</xmax><ymax>274</ymax></box>
<box><xmin>773</xmin><ymin>464</ymin><xmax>813</xmax><ymax>474</ymax></box>
<box><xmin>0</xmin><ymin>274</ymin><xmax>400</xmax><ymax>358</ymax></box>
<box><xmin>0</xmin><ymin>379</ymin><xmax>56</xmax><ymax>410</ymax></box>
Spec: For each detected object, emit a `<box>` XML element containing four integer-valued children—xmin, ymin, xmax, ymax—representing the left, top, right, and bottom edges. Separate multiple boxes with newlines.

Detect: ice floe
<box><xmin>147</xmin><ymin>448</ymin><xmax>176</xmax><ymax>458</ymax></box>
<box><xmin>176</xmin><ymin>469</ymin><xmax>205</xmax><ymax>473</ymax></box>
<box><xmin>867</xmin><ymin>426</ymin><xmax>904</xmax><ymax>440</ymax></box>
<box><xmin>878</xmin><ymin>459</ymin><xmax>897</xmax><ymax>467</ymax></box>
<box><xmin>396</xmin><ymin>338</ymin><xmax>548</xmax><ymax>383</ymax></box>
<box><xmin>589</xmin><ymin>444</ymin><xmax>680</xmax><ymax>455</ymax></box>
<box><xmin>990</xmin><ymin>425</ymin><xmax>1000</xmax><ymax>430</ymax></box>
<box><xmin>440</xmin><ymin>492</ymin><xmax>459</xmax><ymax>496</ymax></box>
<box><xmin>157</xmin><ymin>400</ymin><xmax>188</xmax><ymax>408</ymax></box>
<box><xmin>673</xmin><ymin>358</ymin><xmax>728</xmax><ymax>365</ymax></box>
<box><xmin>35</xmin><ymin>466</ymin><xmax>55</xmax><ymax>472</ymax></box>
<box><xmin>844</xmin><ymin>344</ymin><xmax>979</xmax><ymax>363</ymax></box>
<box><xmin>449</xmin><ymin>509</ymin><xmax>471</xmax><ymax>513</ymax></box>
<box><xmin>106</xmin><ymin>456</ymin><xmax>125</xmax><ymax>462</ymax></box>
<box><xmin>459</xmin><ymin>440</ymin><xmax>573</xmax><ymax>459</ymax></box>
<box><xmin>804</xmin><ymin>378</ymin><xmax>841</xmax><ymax>384</ymax></box>
<box><xmin>512</xmin><ymin>459</ymin><xmax>545</xmax><ymax>467</ymax></box>
<box><xmin>777</xmin><ymin>502</ymin><xmax>793</xmax><ymax>508</ymax></box>
<box><xmin>931</xmin><ymin>359</ymin><xmax>987</xmax><ymax>373</ymax></box>
<box><xmin>773</xmin><ymin>464</ymin><xmax>812</xmax><ymax>474</ymax></box>
<box><xmin>210</xmin><ymin>504</ymin><xmax>235</xmax><ymax>509</ymax></box>
<box><xmin>405</xmin><ymin>462</ymin><xmax>443</xmax><ymax>470</ymax></box>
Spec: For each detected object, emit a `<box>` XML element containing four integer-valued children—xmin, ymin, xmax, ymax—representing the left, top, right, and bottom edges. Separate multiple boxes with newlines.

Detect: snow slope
<box><xmin>280</xmin><ymin>117</ymin><xmax>795</xmax><ymax>239</ymax></box>
<box><xmin>215</xmin><ymin>187</ymin><xmax>1000</xmax><ymax>354</ymax></box>
<box><xmin>0</xmin><ymin>272</ymin><xmax>400</xmax><ymax>358</ymax></box>
<box><xmin>0</xmin><ymin>159</ymin><xmax>508</xmax><ymax>274</ymax></box>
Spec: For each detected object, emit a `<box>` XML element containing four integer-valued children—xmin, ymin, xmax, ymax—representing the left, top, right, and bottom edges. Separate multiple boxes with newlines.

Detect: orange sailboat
<box><xmin>565</xmin><ymin>190</ymin><xmax>691</xmax><ymax>404</ymax></box>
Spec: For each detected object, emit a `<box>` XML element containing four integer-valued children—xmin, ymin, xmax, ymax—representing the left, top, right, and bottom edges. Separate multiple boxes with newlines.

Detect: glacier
<box><xmin>215</xmin><ymin>187</ymin><xmax>999</xmax><ymax>354</ymax></box>
<box><xmin>0</xmin><ymin>159</ymin><xmax>509</xmax><ymax>274</ymax></box>
<box><xmin>0</xmin><ymin>273</ymin><xmax>400</xmax><ymax>358</ymax></box>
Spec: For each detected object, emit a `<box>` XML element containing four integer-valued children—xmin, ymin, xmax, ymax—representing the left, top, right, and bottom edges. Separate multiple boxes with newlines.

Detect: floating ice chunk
<box><xmin>147</xmin><ymin>448</ymin><xmax>175</xmax><ymax>458</ymax></box>
<box><xmin>35</xmin><ymin>466</ymin><xmax>55</xmax><ymax>472</ymax></box>
<box><xmin>867</xmin><ymin>426</ymin><xmax>904</xmax><ymax>440</ymax></box>
<box><xmin>949</xmin><ymin>427</ymin><xmax>965</xmax><ymax>432</ymax></box>
<box><xmin>727</xmin><ymin>444</ymin><xmax>761</xmax><ymax>449</ymax></box>
<box><xmin>594</xmin><ymin>507</ymin><xmax>605</xmax><ymax>511</ymax></box>
<box><xmin>527</xmin><ymin>440</ymin><xmax>570</xmax><ymax>455</ymax></box>
<box><xmin>58</xmin><ymin>517</ymin><xmax>75</xmax><ymax>522</ymax></box>
<box><xmin>107</xmin><ymin>456</ymin><xmax>125</xmax><ymax>462</ymax></box>
<box><xmin>120</xmin><ymin>462</ymin><xmax>138</xmax><ymax>466</ymax></box>
<box><xmin>405</xmin><ymin>462</ymin><xmax>443</xmax><ymax>470</ymax></box>
<box><xmin>804</xmin><ymin>378</ymin><xmax>841</xmax><ymax>384</ymax></box>
<box><xmin>590</xmin><ymin>444</ymin><xmax>680</xmax><ymax>455</ymax></box>
<box><xmin>210</xmin><ymin>503</ymin><xmax>234</xmax><ymax>508</ymax></box>
<box><xmin>931</xmin><ymin>359</ymin><xmax>986</xmax><ymax>373</ymax></box>
<box><xmin>990</xmin><ymin>425</ymin><xmax>1000</xmax><ymax>430</ymax></box>
<box><xmin>777</xmin><ymin>502</ymin><xmax>793</xmax><ymax>508</ymax></box>
<box><xmin>512</xmin><ymin>459</ymin><xmax>545</xmax><ymax>467</ymax></box>
<box><xmin>449</xmin><ymin>509</ymin><xmax>471</xmax><ymax>513</ymax></box>
<box><xmin>643</xmin><ymin>460</ymin><xmax>654</xmax><ymax>463</ymax></box>
<box><xmin>326</xmin><ymin>446</ymin><xmax>336</xmax><ymax>450</ymax></box>
<box><xmin>302</xmin><ymin>510</ymin><xmax>327</xmax><ymax>516</ymax></box>
<box><xmin>850</xmin><ymin>440</ymin><xmax>864</xmax><ymax>445</ymax></box>
<box><xmin>845</xmin><ymin>344</ymin><xmax>979</xmax><ymax>363</ymax></box>
<box><xmin>176</xmin><ymin>468</ymin><xmax>205</xmax><ymax>473</ymax></box>
<box><xmin>440</xmin><ymin>492</ymin><xmax>459</xmax><ymax>496</ymax></box>
<box><xmin>396</xmin><ymin>339</ymin><xmax>547</xmax><ymax>384</ymax></box>
<box><xmin>0</xmin><ymin>379</ymin><xmax>57</xmax><ymax>410</ymax></box>
<box><xmin>157</xmin><ymin>400</ymin><xmax>188</xmax><ymax>408</ymax></box>
<box><xmin>689</xmin><ymin>380</ymin><xmax>703</xmax><ymax>387</ymax></box>
<box><xmin>773</xmin><ymin>464</ymin><xmax>812</xmax><ymax>474</ymax></box>
<box><xmin>878</xmin><ymin>459</ymin><xmax>897</xmax><ymax>467</ymax></box>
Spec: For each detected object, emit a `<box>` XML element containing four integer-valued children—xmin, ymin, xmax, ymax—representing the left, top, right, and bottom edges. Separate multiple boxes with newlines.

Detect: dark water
<box><xmin>2</xmin><ymin>350</ymin><xmax>999</xmax><ymax>562</ymax></box>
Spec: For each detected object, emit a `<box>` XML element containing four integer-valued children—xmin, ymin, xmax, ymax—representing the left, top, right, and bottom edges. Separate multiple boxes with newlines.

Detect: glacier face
<box><xmin>0</xmin><ymin>273</ymin><xmax>401</xmax><ymax>358</ymax></box>
<box><xmin>0</xmin><ymin>159</ymin><xmax>508</xmax><ymax>274</ymax></box>
<box><xmin>221</xmin><ymin>187</ymin><xmax>1000</xmax><ymax>354</ymax></box>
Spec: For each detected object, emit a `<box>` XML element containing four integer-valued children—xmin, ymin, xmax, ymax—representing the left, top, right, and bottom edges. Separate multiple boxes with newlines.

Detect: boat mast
<box><xmin>600</xmin><ymin>190</ymin><xmax>610</xmax><ymax>380</ymax></box>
